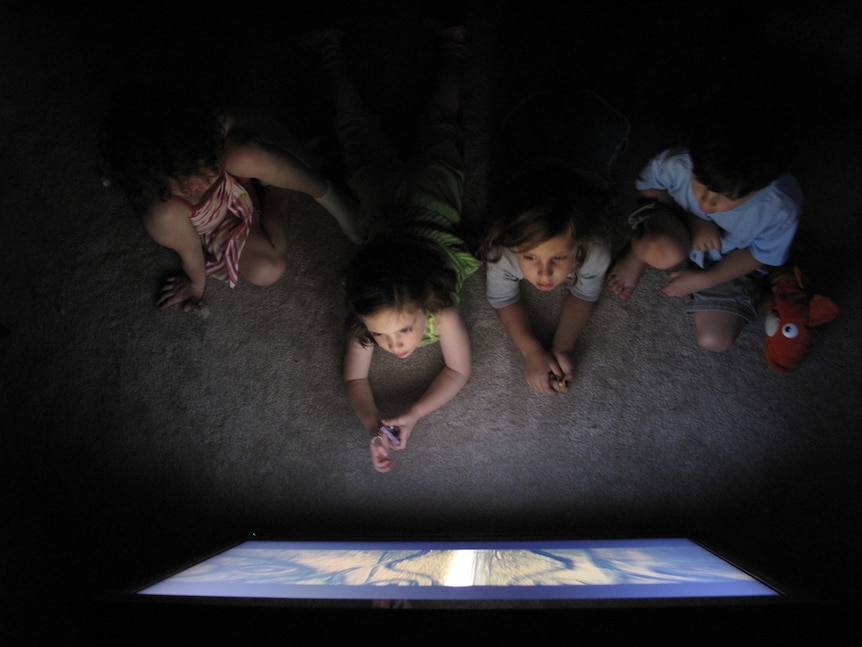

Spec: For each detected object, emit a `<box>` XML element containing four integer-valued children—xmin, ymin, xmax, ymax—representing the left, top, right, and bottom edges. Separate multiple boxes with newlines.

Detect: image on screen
<box><xmin>135</xmin><ymin>538</ymin><xmax>780</xmax><ymax>601</ymax></box>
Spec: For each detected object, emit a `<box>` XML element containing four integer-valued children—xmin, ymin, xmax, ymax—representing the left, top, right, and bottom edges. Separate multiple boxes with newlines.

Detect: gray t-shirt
<box><xmin>485</xmin><ymin>238</ymin><xmax>612</xmax><ymax>308</ymax></box>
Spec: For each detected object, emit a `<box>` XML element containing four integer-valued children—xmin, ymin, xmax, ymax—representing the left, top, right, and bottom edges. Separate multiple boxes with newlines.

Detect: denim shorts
<box><xmin>684</xmin><ymin>268</ymin><xmax>759</xmax><ymax>323</ymax></box>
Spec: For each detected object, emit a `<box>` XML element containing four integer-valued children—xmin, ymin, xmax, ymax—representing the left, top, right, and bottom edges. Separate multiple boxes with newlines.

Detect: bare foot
<box><xmin>607</xmin><ymin>244</ymin><xmax>647</xmax><ymax>301</ymax></box>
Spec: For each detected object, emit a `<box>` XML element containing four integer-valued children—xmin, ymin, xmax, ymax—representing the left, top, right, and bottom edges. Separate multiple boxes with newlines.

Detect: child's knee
<box><xmin>247</xmin><ymin>256</ymin><xmax>287</xmax><ymax>286</ymax></box>
<box><xmin>696</xmin><ymin>329</ymin><xmax>735</xmax><ymax>353</ymax></box>
<box><xmin>632</xmin><ymin>230</ymin><xmax>688</xmax><ymax>270</ymax></box>
<box><xmin>694</xmin><ymin>311</ymin><xmax>745</xmax><ymax>352</ymax></box>
<box><xmin>630</xmin><ymin>204</ymin><xmax>690</xmax><ymax>269</ymax></box>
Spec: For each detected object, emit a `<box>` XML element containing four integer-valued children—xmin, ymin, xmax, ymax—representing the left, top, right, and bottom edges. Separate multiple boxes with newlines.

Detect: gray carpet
<box><xmin>2</xmin><ymin>0</ymin><xmax>861</xmax><ymax>642</ymax></box>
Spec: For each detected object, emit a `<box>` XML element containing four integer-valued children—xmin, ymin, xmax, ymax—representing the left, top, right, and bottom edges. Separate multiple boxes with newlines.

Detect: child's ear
<box><xmin>809</xmin><ymin>294</ymin><xmax>839</xmax><ymax>327</ymax></box>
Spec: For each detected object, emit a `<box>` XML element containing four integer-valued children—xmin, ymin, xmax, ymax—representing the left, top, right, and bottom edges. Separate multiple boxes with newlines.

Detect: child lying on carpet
<box><xmin>301</xmin><ymin>25</ymin><xmax>480</xmax><ymax>472</ymax></box>
<box><xmin>479</xmin><ymin>167</ymin><xmax>613</xmax><ymax>395</ymax></box>
<box><xmin>478</xmin><ymin>89</ymin><xmax>624</xmax><ymax>395</ymax></box>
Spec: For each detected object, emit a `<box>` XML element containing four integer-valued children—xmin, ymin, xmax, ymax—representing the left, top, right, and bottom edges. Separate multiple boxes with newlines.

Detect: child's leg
<box><xmin>239</xmin><ymin>186</ymin><xmax>290</xmax><ymax>286</ymax></box>
<box><xmin>608</xmin><ymin>202</ymin><xmax>690</xmax><ymax>300</ymax></box>
<box><xmin>412</xmin><ymin>25</ymin><xmax>466</xmax><ymax>158</ymax></box>
<box><xmin>693</xmin><ymin>310</ymin><xmax>747</xmax><ymax>353</ymax></box>
<box><xmin>685</xmin><ymin>273</ymin><xmax>757</xmax><ymax>352</ymax></box>
<box><xmin>228</xmin><ymin>117</ymin><xmax>363</xmax><ymax>244</ymax></box>
<box><xmin>397</xmin><ymin>25</ymin><xmax>466</xmax><ymax>225</ymax></box>
<box><xmin>392</xmin><ymin>25</ymin><xmax>481</xmax><ymax>289</ymax></box>
<box><xmin>301</xmin><ymin>29</ymin><xmax>400</xmax><ymax>231</ymax></box>
<box><xmin>430</xmin><ymin>25</ymin><xmax>466</xmax><ymax>121</ymax></box>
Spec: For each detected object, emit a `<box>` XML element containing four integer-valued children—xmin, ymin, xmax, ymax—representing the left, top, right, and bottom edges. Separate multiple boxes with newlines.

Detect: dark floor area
<box><xmin>3</xmin><ymin>1</ymin><xmax>861</xmax><ymax>644</ymax></box>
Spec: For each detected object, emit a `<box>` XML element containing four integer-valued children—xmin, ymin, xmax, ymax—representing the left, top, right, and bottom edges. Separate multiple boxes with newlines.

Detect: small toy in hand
<box><xmin>379</xmin><ymin>424</ymin><xmax>401</xmax><ymax>447</ymax></box>
<box><xmin>548</xmin><ymin>372</ymin><xmax>569</xmax><ymax>389</ymax></box>
<box><xmin>761</xmin><ymin>265</ymin><xmax>839</xmax><ymax>373</ymax></box>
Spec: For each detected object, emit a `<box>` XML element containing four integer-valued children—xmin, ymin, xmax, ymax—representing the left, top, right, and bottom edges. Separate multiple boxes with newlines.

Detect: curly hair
<box><xmin>101</xmin><ymin>84</ymin><xmax>226</xmax><ymax>214</ymax></box>
<box><xmin>345</xmin><ymin>232</ymin><xmax>457</xmax><ymax>346</ymax></box>
<box><xmin>478</xmin><ymin>165</ymin><xmax>609</xmax><ymax>263</ymax></box>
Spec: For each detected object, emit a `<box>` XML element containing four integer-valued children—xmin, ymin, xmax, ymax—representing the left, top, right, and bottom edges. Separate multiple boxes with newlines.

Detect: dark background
<box><xmin>2</xmin><ymin>0</ymin><xmax>861</xmax><ymax>643</ymax></box>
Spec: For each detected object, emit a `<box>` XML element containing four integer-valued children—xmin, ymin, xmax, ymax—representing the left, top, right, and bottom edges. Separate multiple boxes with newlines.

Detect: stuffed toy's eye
<box><xmin>781</xmin><ymin>323</ymin><xmax>799</xmax><ymax>339</ymax></box>
<box><xmin>765</xmin><ymin>312</ymin><xmax>779</xmax><ymax>337</ymax></box>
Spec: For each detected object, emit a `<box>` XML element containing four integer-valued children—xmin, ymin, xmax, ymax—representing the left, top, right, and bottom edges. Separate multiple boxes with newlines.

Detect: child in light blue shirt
<box><xmin>607</xmin><ymin>100</ymin><xmax>802</xmax><ymax>352</ymax></box>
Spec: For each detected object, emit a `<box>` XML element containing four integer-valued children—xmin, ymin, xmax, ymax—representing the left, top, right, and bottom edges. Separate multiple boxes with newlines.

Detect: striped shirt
<box><xmin>174</xmin><ymin>172</ymin><xmax>259</xmax><ymax>287</ymax></box>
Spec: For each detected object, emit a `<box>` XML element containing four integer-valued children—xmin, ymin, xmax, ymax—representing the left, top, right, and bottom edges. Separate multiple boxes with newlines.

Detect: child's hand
<box><xmin>661</xmin><ymin>268</ymin><xmax>708</xmax><ymax>298</ymax></box>
<box><xmin>156</xmin><ymin>273</ymin><xmax>205</xmax><ymax>312</ymax></box>
<box><xmin>381</xmin><ymin>413</ymin><xmax>419</xmax><ymax>449</ymax></box>
<box><xmin>690</xmin><ymin>219</ymin><xmax>722</xmax><ymax>252</ymax></box>
<box><xmin>524</xmin><ymin>349</ymin><xmax>566</xmax><ymax>396</ymax></box>
<box><xmin>369</xmin><ymin>413</ymin><xmax>417</xmax><ymax>473</ymax></box>
<box><xmin>369</xmin><ymin>434</ymin><xmax>394</xmax><ymax>473</ymax></box>
<box><xmin>549</xmin><ymin>350</ymin><xmax>573</xmax><ymax>394</ymax></box>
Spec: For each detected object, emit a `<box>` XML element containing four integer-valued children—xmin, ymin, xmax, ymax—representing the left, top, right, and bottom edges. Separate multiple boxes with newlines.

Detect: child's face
<box><xmin>691</xmin><ymin>177</ymin><xmax>751</xmax><ymax>214</ymax></box>
<box><xmin>169</xmin><ymin>169</ymin><xmax>221</xmax><ymax>203</ymax></box>
<box><xmin>362</xmin><ymin>308</ymin><xmax>427</xmax><ymax>359</ymax></box>
<box><xmin>514</xmin><ymin>233</ymin><xmax>578</xmax><ymax>291</ymax></box>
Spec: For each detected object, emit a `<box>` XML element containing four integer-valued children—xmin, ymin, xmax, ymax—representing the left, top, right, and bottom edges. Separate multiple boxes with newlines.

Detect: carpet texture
<box><xmin>2</xmin><ymin>0</ymin><xmax>861</xmax><ymax>641</ymax></box>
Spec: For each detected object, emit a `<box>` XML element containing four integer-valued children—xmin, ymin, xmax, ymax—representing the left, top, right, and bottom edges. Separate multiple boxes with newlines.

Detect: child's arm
<box><xmin>343</xmin><ymin>339</ymin><xmax>380</xmax><ymax>433</ymax></box>
<box><xmin>223</xmin><ymin>138</ymin><xmax>327</xmax><ymax>195</ymax></box>
<box><xmin>382</xmin><ymin>307</ymin><xmax>472</xmax><ymax>445</ymax></box>
<box><xmin>495</xmin><ymin>300</ymin><xmax>565</xmax><ymax>395</ymax></box>
<box><xmin>641</xmin><ymin>188</ymin><xmax>673</xmax><ymax>204</ymax></box>
<box><xmin>343</xmin><ymin>338</ymin><xmax>394</xmax><ymax>473</ymax></box>
<box><xmin>662</xmin><ymin>247</ymin><xmax>762</xmax><ymax>298</ymax></box>
<box><xmin>223</xmin><ymin>109</ymin><xmax>317</xmax><ymax>169</ymax></box>
<box><xmin>640</xmin><ymin>187</ymin><xmax>721</xmax><ymax>251</ymax></box>
<box><xmin>223</xmin><ymin>137</ymin><xmax>363</xmax><ymax>244</ymax></box>
<box><xmin>142</xmin><ymin>201</ymin><xmax>208</xmax><ymax>311</ymax></box>
<box><xmin>549</xmin><ymin>294</ymin><xmax>596</xmax><ymax>388</ymax></box>
<box><xmin>687</xmin><ymin>216</ymin><xmax>722</xmax><ymax>252</ymax></box>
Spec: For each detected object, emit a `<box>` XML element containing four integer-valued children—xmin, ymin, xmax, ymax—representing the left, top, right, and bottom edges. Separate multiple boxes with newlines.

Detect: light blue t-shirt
<box><xmin>635</xmin><ymin>149</ymin><xmax>802</xmax><ymax>269</ymax></box>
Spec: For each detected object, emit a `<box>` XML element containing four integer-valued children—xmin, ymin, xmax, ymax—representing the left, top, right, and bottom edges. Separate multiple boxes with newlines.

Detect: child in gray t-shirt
<box><xmin>479</xmin><ymin>166</ymin><xmax>612</xmax><ymax>396</ymax></box>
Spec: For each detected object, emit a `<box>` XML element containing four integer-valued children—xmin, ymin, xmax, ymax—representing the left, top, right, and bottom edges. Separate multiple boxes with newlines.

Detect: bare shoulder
<box><xmin>344</xmin><ymin>337</ymin><xmax>375</xmax><ymax>379</ymax></box>
<box><xmin>223</xmin><ymin>137</ymin><xmax>271</xmax><ymax>178</ymax></box>
<box><xmin>142</xmin><ymin>197</ymin><xmax>189</xmax><ymax>228</ymax></box>
<box><xmin>435</xmin><ymin>306</ymin><xmax>467</xmax><ymax>333</ymax></box>
<box><xmin>435</xmin><ymin>306</ymin><xmax>472</xmax><ymax>372</ymax></box>
<box><xmin>436</xmin><ymin>306</ymin><xmax>464</xmax><ymax>322</ymax></box>
<box><xmin>141</xmin><ymin>199</ymin><xmax>195</xmax><ymax>246</ymax></box>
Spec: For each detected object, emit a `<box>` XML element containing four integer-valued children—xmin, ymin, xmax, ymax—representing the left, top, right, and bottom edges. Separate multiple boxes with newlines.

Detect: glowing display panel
<box><xmin>137</xmin><ymin>538</ymin><xmax>779</xmax><ymax>600</ymax></box>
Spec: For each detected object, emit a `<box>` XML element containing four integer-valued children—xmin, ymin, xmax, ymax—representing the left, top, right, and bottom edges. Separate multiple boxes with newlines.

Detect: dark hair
<box><xmin>345</xmin><ymin>233</ymin><xmax>457</xmax><ymax>346</ymax></box>
<box><xmin>101</xmin><ymin>84</ymin><xmax>226</xmax><ymax>214</ymax></box>
<box><xmin>687</xmin><ymin>96</ymin><xmax>799</xmax><ymax>199</ymax></box>
<box><xmin>478</xmin><ymin>165</ymin><xmax>608</xmax><ymax>263</ymax></box>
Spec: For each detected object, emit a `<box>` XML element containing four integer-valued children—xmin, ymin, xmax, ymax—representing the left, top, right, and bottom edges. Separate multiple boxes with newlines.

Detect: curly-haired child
<box><xmin>102</xmin><ymin>84</ymin><xmax>363</xmax><ymax>312</ymax></box>
<box><xmin>302</xmin><ymin>25</ymin><xmax>480</xmax><ymax>472</ymax></box>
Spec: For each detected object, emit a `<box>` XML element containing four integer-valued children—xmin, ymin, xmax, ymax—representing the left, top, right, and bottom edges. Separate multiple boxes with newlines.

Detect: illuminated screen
<box><xmin>135</xmin><ymin>538</ymin><xmax>779</xmax><ymax>601</ymax></box>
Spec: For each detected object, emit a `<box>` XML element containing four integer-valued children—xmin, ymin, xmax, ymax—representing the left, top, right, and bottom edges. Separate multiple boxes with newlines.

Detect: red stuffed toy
<box><xmin>760</xmin><ymin>265</ymin><xmax>839</xmax><ymax>373</ymax></box>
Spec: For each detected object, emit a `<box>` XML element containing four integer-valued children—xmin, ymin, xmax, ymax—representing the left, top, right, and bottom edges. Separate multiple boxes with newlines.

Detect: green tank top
<box><xmin>390</xmin><ymin>160</ymin><xmax>483</xmax><ymax>346</ymax></box>
<box><xmin>405</xmin><ymin>212</ymin><xmax>481</xmax><ymax>347</ymax></box>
